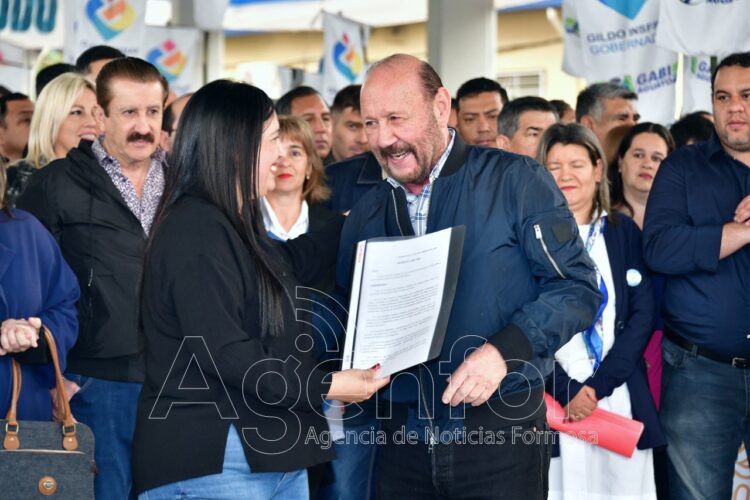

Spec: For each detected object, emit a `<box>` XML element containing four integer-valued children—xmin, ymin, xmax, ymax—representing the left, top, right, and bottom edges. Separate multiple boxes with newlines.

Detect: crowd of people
<box><xmin>0</xmin><ymin>42</ymin><xmax>747</xmax><ymax>500</ymax></box>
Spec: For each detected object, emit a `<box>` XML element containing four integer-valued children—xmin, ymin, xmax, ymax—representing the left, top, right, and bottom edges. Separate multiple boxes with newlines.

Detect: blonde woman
<box><xmin>5</xmin><ymin>72</ymin><xmax>97</xmax><ymax>206</ymax></box>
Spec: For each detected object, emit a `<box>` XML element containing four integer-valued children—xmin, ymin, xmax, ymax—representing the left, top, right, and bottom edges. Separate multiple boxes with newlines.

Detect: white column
<box><xmin>170</xmin><ymin>0</ymin><xmax>225</xmax><ymax>85</ymax></box>
<box><xmin>427</xmin><ymin>0</ymin><xmax>496</xmax><ymax>95</ymax></box>
<box><xmin>204</xmin><ymin>32</ymin><xmax>225</xmax><ymax>83</ymax></box>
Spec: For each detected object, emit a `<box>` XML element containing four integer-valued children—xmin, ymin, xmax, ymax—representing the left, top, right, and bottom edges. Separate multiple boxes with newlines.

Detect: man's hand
<box><xmin>51</xmin><ymin>378</ymin><xmax>81</xmax><ymax>422</ymax></box>
<box><xmin>0</xmin><ymin>317</ymin><xmax>41</xmax><ymax>355</ymax></box>
<box><xmin>735</xmin><ymin>195</ymin><xmax>750</xmax><ymax>225</ymax></box>
<box><xmin>564</xmin><ymin>385</ymin><xmax>598</xmax><ymax>422</ymax></box>
<box><xmin>442</xmin><ymin>343</ymin><xmax>507</xmax><ymax>407</ymax></box>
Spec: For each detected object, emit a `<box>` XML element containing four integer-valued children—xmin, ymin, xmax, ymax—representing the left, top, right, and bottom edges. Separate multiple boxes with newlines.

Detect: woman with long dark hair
<box><xmin>132</xmin><ymin>80</ymin><xmax>388</xmax><ymax>499</ymax></box>
<box><xmin>609</xmin><ymin>123</ymin><xmax>675</xmax><ymax>229</ymax></box>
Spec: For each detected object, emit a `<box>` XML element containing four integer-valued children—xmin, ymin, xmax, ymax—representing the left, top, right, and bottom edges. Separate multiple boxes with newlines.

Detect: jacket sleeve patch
<box><xmin>552</xmin><ymin>221</ymin><xmax>573</xmax><ymax>243</ymax></box>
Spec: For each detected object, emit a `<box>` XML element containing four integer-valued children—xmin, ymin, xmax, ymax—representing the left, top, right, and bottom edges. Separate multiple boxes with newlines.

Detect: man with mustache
<box><xmin>18</xmin><ymin>57</ymin><xmax>168</xmax><ymax>500</ymax></box>
<box><xmin>336</xmin><ymin>54</ymin><xmax>601</xmax><ymax>499</ymax></box>
<box><xmin>643</xmin><ymin>52</ymin><xmax>750</xmax><ymax>500</ymax></box>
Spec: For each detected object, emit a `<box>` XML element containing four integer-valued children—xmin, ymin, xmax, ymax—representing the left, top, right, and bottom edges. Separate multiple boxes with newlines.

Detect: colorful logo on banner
<box><xmin>86</xmin><ymin>0</ymin><xmax>136</xmax><ymax>41</ymax></box>
<box><xmin>146</xmin><ymin>39</ymin><xmax>187</xmax><ymax>82</ymax></box>
<box><xmin>332</xmin><ymin>33</ymin><xmax>363</xmax><ymax>83</ymax></box>
<box><xmin>564</xmin><ymin>16</ymin><xmax>579</xmax><ymax>35</ymax></box>
<box><xmin>598</xmin><ymin>0</ymin><xmax>646</xmax><ymax>19</ymax></box>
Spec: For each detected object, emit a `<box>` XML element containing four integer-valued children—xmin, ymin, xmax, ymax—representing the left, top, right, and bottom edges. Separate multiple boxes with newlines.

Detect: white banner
<box><xmin>561</xmin><ymin>0</ymin><xmax>583</xmax><ymax>78</ymax></box>
<box><xmin>0</xmin><ymin>0</ymin><xmax>63</xmax><ymax>49</ymax></box>
<box><xmin>657</xmin><ymin>0</ymin><xmax>750</xmax><ymax>59</ymax></box>
<box><xmin>321</xmin><ymin>12</ymin><xmax>368</xmax><ymax>105</ymax></box>
<box><xmin>562</xmin><ymin>0</ymin><xmax>678</xmax><ymax>125</ymax></box>
<box><xmin>681</xmin><ymin>55</ymin><xmax>713</xmax><ymax>117</ymax></box>
<box><xmin>143</xmin><ymin>26</ymin><xmax>201</xmax><ymax>96</ymax></box>
<box><xmin>64</xmin><ymin>0</ymin><xmax>147</xmax><ymax>62</ymax></box>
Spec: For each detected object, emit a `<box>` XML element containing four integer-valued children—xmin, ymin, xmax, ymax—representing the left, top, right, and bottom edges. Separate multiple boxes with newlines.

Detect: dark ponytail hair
<box><xmin>150</xmin><ymin>79</ymin><xmax>285</xmax><ymax>337</ymax></box>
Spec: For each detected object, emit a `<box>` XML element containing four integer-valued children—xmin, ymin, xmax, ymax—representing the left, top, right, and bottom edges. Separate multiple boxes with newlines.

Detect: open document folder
<box><xmin>342</xmin><ymin>226</ymin><xmax>465</xmax><ymax>377</ymax></box>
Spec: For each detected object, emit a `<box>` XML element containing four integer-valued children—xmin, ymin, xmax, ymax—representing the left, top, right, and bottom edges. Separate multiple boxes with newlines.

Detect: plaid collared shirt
<box><xmin>386</xmin><ymin>130</ymin><xmax>455</xmax><ymax>236</ymax></box>
<box><xmin>92</xmin><ymin>136</ymin><xmax>165</xmax><ymax>235</ymax></box>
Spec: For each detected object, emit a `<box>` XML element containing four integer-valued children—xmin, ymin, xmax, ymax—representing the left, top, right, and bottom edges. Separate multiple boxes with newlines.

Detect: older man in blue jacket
<box><xmin>335</xmin><ymin>54</ymin><xmax>601</xmax><ymax>499</ymax></box>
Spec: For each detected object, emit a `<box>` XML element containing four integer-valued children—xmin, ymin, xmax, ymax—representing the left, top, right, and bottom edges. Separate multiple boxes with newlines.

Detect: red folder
<box><xmin>544</xmin><ymin>393</ymin><xmax>645</xmax><ymax>458</ymax></box>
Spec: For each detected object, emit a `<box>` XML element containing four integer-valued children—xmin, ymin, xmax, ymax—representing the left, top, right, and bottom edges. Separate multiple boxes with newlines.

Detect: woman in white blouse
<box><xmin>537</xmin><ymin>123</ymin><xmax>665</xmax><ymax>500</ymax></box>
<box><xmin>263</xmin><ymin>116</ymin><xmax>336</xmax><ymax>239</ymax></box>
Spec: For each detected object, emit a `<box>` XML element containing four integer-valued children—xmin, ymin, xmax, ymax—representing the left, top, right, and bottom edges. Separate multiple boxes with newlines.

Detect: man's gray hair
<box><xmin>575</xmin><ymin>82</ymin><xmax>637</xmax><ymax>122</ymax></box>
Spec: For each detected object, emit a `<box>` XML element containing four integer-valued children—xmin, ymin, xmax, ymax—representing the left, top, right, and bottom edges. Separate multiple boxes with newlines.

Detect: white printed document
<box><xmin>342</xmin><ymin>226</ymin><xmax>465</xmax><ymax>377</ymax></box>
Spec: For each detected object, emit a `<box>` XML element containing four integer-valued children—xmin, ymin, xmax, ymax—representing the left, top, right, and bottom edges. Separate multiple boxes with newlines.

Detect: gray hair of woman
<box><xmin>536</xmin><ymin>122</ymin><xmax>612</xmax><ymax>223</ymax></box>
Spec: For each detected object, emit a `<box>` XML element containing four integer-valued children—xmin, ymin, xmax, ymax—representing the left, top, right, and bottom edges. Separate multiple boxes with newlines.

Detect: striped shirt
<box><xmin>386</xmin><ymin>130</ymin><xmax>455</xmax><ymax>236</ymax></box>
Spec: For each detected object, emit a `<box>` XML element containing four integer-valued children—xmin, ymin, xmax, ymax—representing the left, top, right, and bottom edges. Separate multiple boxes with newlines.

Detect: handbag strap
<box><xmin>3</xmin><ymin>359</ymin><xmax>22</xmax><ymax>450</ymax></box>
<box><xmin>3</xmin><ymin>327</ymin><xmax>79</xmax><ymax>451</ymax></box>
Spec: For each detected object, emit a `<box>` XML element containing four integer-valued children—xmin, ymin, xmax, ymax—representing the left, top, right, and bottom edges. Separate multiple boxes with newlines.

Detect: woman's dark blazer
<box><xmin>547</xmin><ymin>214</ymin><xmax>666</xmax><ymax>453</ymax></box>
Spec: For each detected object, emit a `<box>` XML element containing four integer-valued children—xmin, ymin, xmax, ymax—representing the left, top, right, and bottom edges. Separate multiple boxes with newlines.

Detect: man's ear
<box><xmin>434</xmin><ymin>87</ymin><xmax>452</xmax><ymax>127</ymax></box>
<box><xmin>159</xmin><ymin>131</ymin><xmax>169</xmax><ymax>152</ymax></box>
<box><xmin>495</xmin><ymin>134</ymin><xmax>510</xmax><ymax>150</ymax></box>
<box><xmin>579</xmin><ymin>115</ymin><xmax>594</xmax><ymax>130</ymax></box>
<box><xmin>0</xmin><ymin>125</ymin><xmax>8</xmax><ymax>149</ymax></box>
<box><xmin>94</xmin><ymin>105</ymin><xmax>106</xmax><ymax>134</ymax></box>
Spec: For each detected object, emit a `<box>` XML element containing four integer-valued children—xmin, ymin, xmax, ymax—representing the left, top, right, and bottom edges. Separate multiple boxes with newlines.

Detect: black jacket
<box><xmin>17</xmin><ymin>141</ymin><xmax>154</xmax><ymax>382</ymax></box>
<box><xmin>324</xmin><ymin>152</ymin><xmax>381</xmax><ymax>213</ymax></box>
<box><xmin>132</xmin><ymin>192</ymin><xmax>336</xmax><ymax>493</ymax></box>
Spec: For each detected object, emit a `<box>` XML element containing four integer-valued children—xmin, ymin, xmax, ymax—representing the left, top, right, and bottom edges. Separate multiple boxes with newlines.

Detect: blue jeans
<box><xmin>319</xmin><ymin>418</ymin><xmax>379</xmax><ymax>500</ymax></box>
<box><xmin>66</xmin><ymin>373</ymin><xmax>142</xmax><ymax>500</ymax></box>
<box><xmin>139</xmin><ymin>426</ymin><xmax>308</xmax><ymax>499</ymax></box>
<box><xmin>661</xmin><ymin>337</ymin><xmax>750</xmax><ymax>499</ymax></box>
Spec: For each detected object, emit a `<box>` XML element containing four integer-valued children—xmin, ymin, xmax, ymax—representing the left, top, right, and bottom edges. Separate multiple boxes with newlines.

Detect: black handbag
<box><xmin>0</xmin><ymin>328</ymin><xmax>95</xmax><ymax>499</ymax></box>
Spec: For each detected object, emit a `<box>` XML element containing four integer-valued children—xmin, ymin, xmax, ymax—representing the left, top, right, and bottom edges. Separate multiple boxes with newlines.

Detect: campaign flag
<box><xmin>657</xmin><ymin>0</ymin><xmax>750</xmax><ymax>59</ymax></box>
<box><xmin>0</xmin><ymin>0</ymin><xmax>64</xmax><ymax>49</ymax></box>
<box><xmin>143</xmin><ymin>26</ymin><xmax>201</xmax><ymax>96</ymax></box>
<box><xmin>561</xmin><ymin>0</ymin><xmax>584</xmax><ymax>77</ymax></box>
<box><xmin>562</xmin><ymin>0</ymin><xmax>678</xmax><ymax>124</ymax></box>
<box><xmin>64</xmin><ymin>0</ymin><xmax>146</xmax><ymax>62</ymax></box>
<box><xmin>681</xmin><ymin>55</ymin><xmax>713</xmax><ymax>117</ymax></box>
<box><xmin>321</xmin><ymin>12</ymin><xmax>368</xmax><ymax>105</ymax></box>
